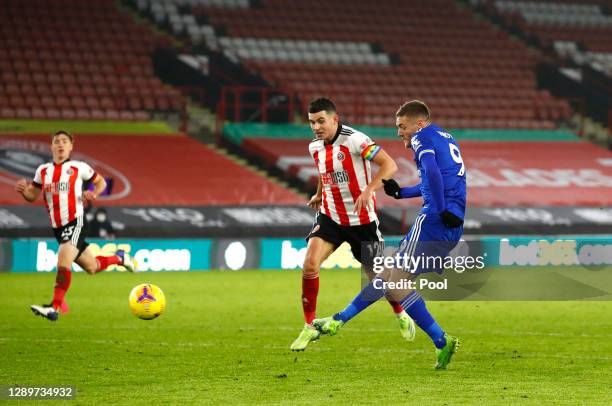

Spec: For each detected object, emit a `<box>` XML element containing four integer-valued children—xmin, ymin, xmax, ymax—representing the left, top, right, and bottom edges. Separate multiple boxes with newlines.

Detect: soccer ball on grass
<box><xmin>129</xmin><ymin>283</ymin><xmax>166</xmax><ymax>320</ymax></box>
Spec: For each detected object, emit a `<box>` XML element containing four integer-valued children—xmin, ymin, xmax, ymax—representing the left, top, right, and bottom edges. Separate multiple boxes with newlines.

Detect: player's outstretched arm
<box><xmin>15</xmin><ymin>179</ymin><xmax>41</xmax><ymax>203</ymax></box>
<box><xmin>398</xmin><ymin>184</ymin><xmax>422</xmax><ymax>199</ymax></box>
<box><xmin>369</xmin><ymin>149</ymin><xmax>398</xmax><ymax>191</ymax></box>
<box><xmin>354</xmin><ymin>149</ymin><xmax>397</xmax><ymax>213</ymax></box>
<box><xmin>83</xmin><ymin>175</ymin><xmax>107</xmax><ymax>202</ymax></box>
<box><xmin>382</xmin><ymin>179</ymin><xmax>422</xmax><ymax>199</ymax></box>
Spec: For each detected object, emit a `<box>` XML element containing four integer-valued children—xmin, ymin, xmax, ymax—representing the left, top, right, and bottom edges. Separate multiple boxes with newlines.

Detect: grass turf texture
<box><xmin>1</xmin><ymin>270</ymin><xmax>611</xmax><ymax>405</ymax></box>
<box><xmin>0</xmin><ymin>119</ymin><xmax>174</xmax><ymax>134</ymax></box>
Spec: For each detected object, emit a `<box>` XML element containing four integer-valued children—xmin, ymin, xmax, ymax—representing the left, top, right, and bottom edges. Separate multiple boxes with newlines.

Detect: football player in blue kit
<box><xmin>313</xmin><ymin>100</ymin><xmax>467</xmax><ymax>369</ymax></box>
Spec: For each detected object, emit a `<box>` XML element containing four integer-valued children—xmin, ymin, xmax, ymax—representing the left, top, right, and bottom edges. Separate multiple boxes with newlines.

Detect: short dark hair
<box><xmin>396</xmin><ymin>100</ymin><xmax>430</xmax><ymax>120</ymax></box>
<box><xmin>308</xmin><ymin>98</ymin><xmax>336</xmax><ymax>114</ymax></box>
<box><xmin>52</xmin><ymin>130</ymin><xmax>74</xmax><ymax>143</ymax></box>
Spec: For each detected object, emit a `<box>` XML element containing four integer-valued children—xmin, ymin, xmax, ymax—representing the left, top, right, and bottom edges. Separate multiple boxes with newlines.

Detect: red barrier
<box><xmin>243</xmin><ymin>138</ymin><xmax>612</xmax><ymax>207</ymax></box>
<box><xmin>0</xmin><ymin>134</ymin><xmax>304</xmax><ymax>205</ymax></box>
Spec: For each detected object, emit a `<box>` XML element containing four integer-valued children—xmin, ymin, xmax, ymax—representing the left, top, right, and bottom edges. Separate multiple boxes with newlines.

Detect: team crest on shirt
<box><xmin>66</xmin><ymin>168</ymin><xmax>74</xmax><ymax>176</ymax></box>
<box><xmin>337</xmin><ymin>151</ymin><xmax>345</xmax><ymax>161</ymax></box>
<box><xmin>411</xmin><ymin>136</ymin><xmax>422</xmax><ymax>151</ymax></box>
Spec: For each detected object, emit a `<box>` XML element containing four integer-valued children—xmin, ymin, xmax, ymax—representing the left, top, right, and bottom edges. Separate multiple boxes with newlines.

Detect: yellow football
<box><xmin>128</xmin><ymin>283</ymin><xmax>166</xmax><ymax>320</ymax></box>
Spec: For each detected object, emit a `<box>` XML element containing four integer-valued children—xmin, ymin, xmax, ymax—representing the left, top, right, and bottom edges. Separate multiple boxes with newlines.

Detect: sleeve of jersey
<box><xmin>350</xmin><ymin>131</ymin><xmax>380</xmax><ymax>161</ymax></box>
<box><xmin>361</xmin><ymin>144</ymin><xmax>381</xmax><ymax>161</ymax></box>
<box><xmin>414</xmin><ymin>136</ymin><xmax>436</xmax><ymax>163</ymax></box>
<box><xmin>81</xmin><ymin>163</ymin><xmax>97</xmax><ymax>182</ymax></box>
<box><xmin>421</xmin><ymin>153</ymin><xmax>445</xmax><ymax>214</ymax></box>
<box><xmin>32</xmin><ymin>166</ymin><xmax>42</xmax><ymax>188</ymax></box>
<box><xmin>308</xmin><ymin>142</ymin><xmax>316</xmax><ymax>159</ymax></box>
<box><xmin>398</xmin><ymin>184</ymin><xmax>422</xmax><ymax>198</ymax></box>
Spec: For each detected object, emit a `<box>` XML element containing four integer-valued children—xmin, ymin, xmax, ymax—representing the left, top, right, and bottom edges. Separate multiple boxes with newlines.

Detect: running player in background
<box><xmin>313</xmin><ymin>100</ymin><xmax>466</xmax><ymax>369</ymax></box>
<box><xmin>291</xmin><ymin>98</ymin><xmax>416</xmax><ymax>351</ymax></box>
<box><xmin>14</xmin><ymin>130</ymin><xmax>138</xmax><ymax>321</ymax></box>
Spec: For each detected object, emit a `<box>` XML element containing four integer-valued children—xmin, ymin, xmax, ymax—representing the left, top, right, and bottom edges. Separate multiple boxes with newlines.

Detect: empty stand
<box><xmin>482</xmin><ymin>0</ymin><xmax>612</xmax><ymax>77</ymax></box>
<box><xmin>135</xmin><ymin>0</ymin><xmax>573</xmax><ymax>129</ymax></box>
<box><xmin>0</xmin><ymin>0</ymin><xmax>186</xmax><ymax>120</ymax></box>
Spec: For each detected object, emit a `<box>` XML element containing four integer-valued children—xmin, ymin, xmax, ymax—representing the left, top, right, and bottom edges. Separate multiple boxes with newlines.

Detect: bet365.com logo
<box><xmin>499</xmin><ymin>239</ymin><xmax>610</xmax><ymax>270</ymax></box>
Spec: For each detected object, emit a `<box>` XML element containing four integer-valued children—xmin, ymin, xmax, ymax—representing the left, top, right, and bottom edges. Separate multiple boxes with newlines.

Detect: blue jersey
<box><xmin>410</xmin><ymin>124</ymin><xmax>466</xmax><ymax>219</ymax></box>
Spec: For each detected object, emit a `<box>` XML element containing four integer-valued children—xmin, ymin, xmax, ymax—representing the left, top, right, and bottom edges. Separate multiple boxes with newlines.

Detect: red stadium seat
<box><xmin>75</xmin><ymin>109</ymin><xmax>90</xmax><ymax>120</ymax></box>
<box><xmin>0</xmin><ymin>0</ymin><xmax>181</xmax><ymax>122</ymax></box>
<box><xmin>119</xmin><ymin>111</ymin><xmax>134</xmax><ymax>121</ymax></box>
<box><xmin>0</xmin><ymin>107</ymin><xmax>16</xmax><ymax>118</ymax></box>
<box><xmin>24</xmin><ymin>96</ymin><xmax>42</xmax><ymax>108</ymax></box>
<box><xmin>133</xmin><ymin>110</ymin><xmax>149</xmax><ymax>121</ymax></box>
<box><xmin>60</xmin><ymin>109</ymin><xmax>76</xmax><ymax>119</ymax></box>
<box><xmin>45</xmin><ymin>108</ymin><xmax>61</xmax><ymax>119</ymax></box>
<box><xmin>90</xmin><ymin>109</ymin><xmax>105</xmax><ymax>120</ymax></box>
<box><xmin>31</xmin><ymin>108</ymin><xmax>46</xmax><ymax>119</ymax></box>
<box><xmin>15</xmin><ymin>108</ymin><xmax>31</xmax><ymax>119</ymax></box>
<box><xmin>127</xmin><ymin>97</ymin><xmax>142</xmax><ymax>110</ymax></box>
<box><xmin>100</xmin><ymin>97</ymin><xmax>115</xmax><ymax>110</ymax></box>
<box><xmin>5</xmin><ymin>84</ymin><xmax>21</xmax><ymax>96</ymax></box>
<box><xmin>105</xmin><ymin>110</ymin><xmax>120</xmax><ymax>120</ymax></box>
<box><xmin>85</xmin><ymin>97</ymin><xmax>100</xmax><ymax>109</ymax></box>
<box><xmin>9</xmin><ymin>96</ymin><xmax>26</xmax><ymax>108</ymax></box>
<box><xmin>70</xmin><ymin>96</ymin><xmax>86</xmax><ymax>110</ymax></box>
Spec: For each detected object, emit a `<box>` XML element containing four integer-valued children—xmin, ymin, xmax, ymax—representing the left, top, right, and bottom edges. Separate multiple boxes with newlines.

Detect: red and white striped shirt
<box><xmin>309</xmin><ymin>124</ymin><xmax>381</xmax><ymax>226</ymax></box>
<box><xmin>32</xmin><ymin>160</ymin><xmax>97</xmax><ymax>228</ymax></box>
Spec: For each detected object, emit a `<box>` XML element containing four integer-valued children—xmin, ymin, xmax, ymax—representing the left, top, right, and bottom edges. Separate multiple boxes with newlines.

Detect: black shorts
<box><xmin>53</xmin><ymin>216</ymin><xmax>89</xmax><ymax>259</ymax></box>
<box><xmin>306</xmin><ymin>212</ymin><xmax>383</xmax><ymax>264</ymax></box>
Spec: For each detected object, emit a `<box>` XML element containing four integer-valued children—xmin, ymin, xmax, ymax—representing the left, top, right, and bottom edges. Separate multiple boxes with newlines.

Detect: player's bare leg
<box><xmin>290</xmin><ymin>237</ymin><xmax>335</xmax><ymax>351</ymax></box>
<box><xmin>75</xmin><ymin>247</ymin><xmax>137</xmax><ymax>274</ymax></box>
<box><xmin>31</xmin><ymin>245</ymin><xmax>137</xmax><ymax>321</ymax></box>
<box><xmin>75</xmin><ymin>247</ymin><xmax>101</xmax><ymax>275</ymax></box>
<box><xmin>31</xmin><ymin>242</ymin><xmax>78</xmax><ymax>320</ymax></box>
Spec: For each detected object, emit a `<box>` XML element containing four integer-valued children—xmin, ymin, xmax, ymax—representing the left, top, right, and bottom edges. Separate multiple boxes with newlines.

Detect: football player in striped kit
<box><xmin>15</xmin><ymin>130</ymin><xmax>138</xmax><ymax>321</ymax></box>
<box><xmin>291</xmin><ymin>98</ymin><xmax>416</xmax><ymax>351</ymax></box>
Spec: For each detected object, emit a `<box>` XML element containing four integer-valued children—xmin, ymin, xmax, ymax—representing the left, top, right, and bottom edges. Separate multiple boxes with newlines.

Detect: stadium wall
<box><xmin>1</xmin><ymin>235</ymin><xmax>610</xmax><ymax>273</ymax></box>
<box><xmin>2</xmin><ymin>205</ymin><xmax>611</xmax><ymax>238</ymax></box>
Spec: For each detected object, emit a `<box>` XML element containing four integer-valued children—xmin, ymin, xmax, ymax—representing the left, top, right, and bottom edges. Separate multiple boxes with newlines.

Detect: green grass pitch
<box><xmin>1</xmin><ymin>270</ymin><xmax>611</xmax><ymax>405</ymax></box>
<box><xmin>0</xmin><ymin>119</ymin><xmax>174</xmax><ymax>134</ymax></box>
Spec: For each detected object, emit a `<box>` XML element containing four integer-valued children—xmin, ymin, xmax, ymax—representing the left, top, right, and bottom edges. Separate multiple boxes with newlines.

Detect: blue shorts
<box><xmin>396</xmin><ymin>213</ymin><xmax>464</xmax><ymax>275</ymax></box>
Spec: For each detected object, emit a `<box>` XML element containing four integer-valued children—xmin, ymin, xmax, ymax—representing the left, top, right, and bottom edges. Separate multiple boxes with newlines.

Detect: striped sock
<box><xmin>400</xmin><ymin>291</ymin><xmax>446</xmax><ymax>349</ymax></box>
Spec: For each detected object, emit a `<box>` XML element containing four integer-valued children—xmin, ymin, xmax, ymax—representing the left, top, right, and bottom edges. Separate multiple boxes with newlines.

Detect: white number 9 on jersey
<box><xmin>449</xmin><ymin>144</ymin><xmax>465</xmax><ymax>176</ymax></box>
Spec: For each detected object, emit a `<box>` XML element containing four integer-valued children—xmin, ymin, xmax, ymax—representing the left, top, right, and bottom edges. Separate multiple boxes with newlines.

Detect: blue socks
<box><xmin>400</xmin><ymin>291</ymin><xmax>447</xmax><ymax>349</ymax></box>
<box><xmin>333</xmin><ymin>279</ymin><xmax>385</xmax><ymax>323</ymax></box>
<box><xmin>332</xmin><ymin>281</ymin><xmax>447</xmax><ymax>350</ymax></box>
